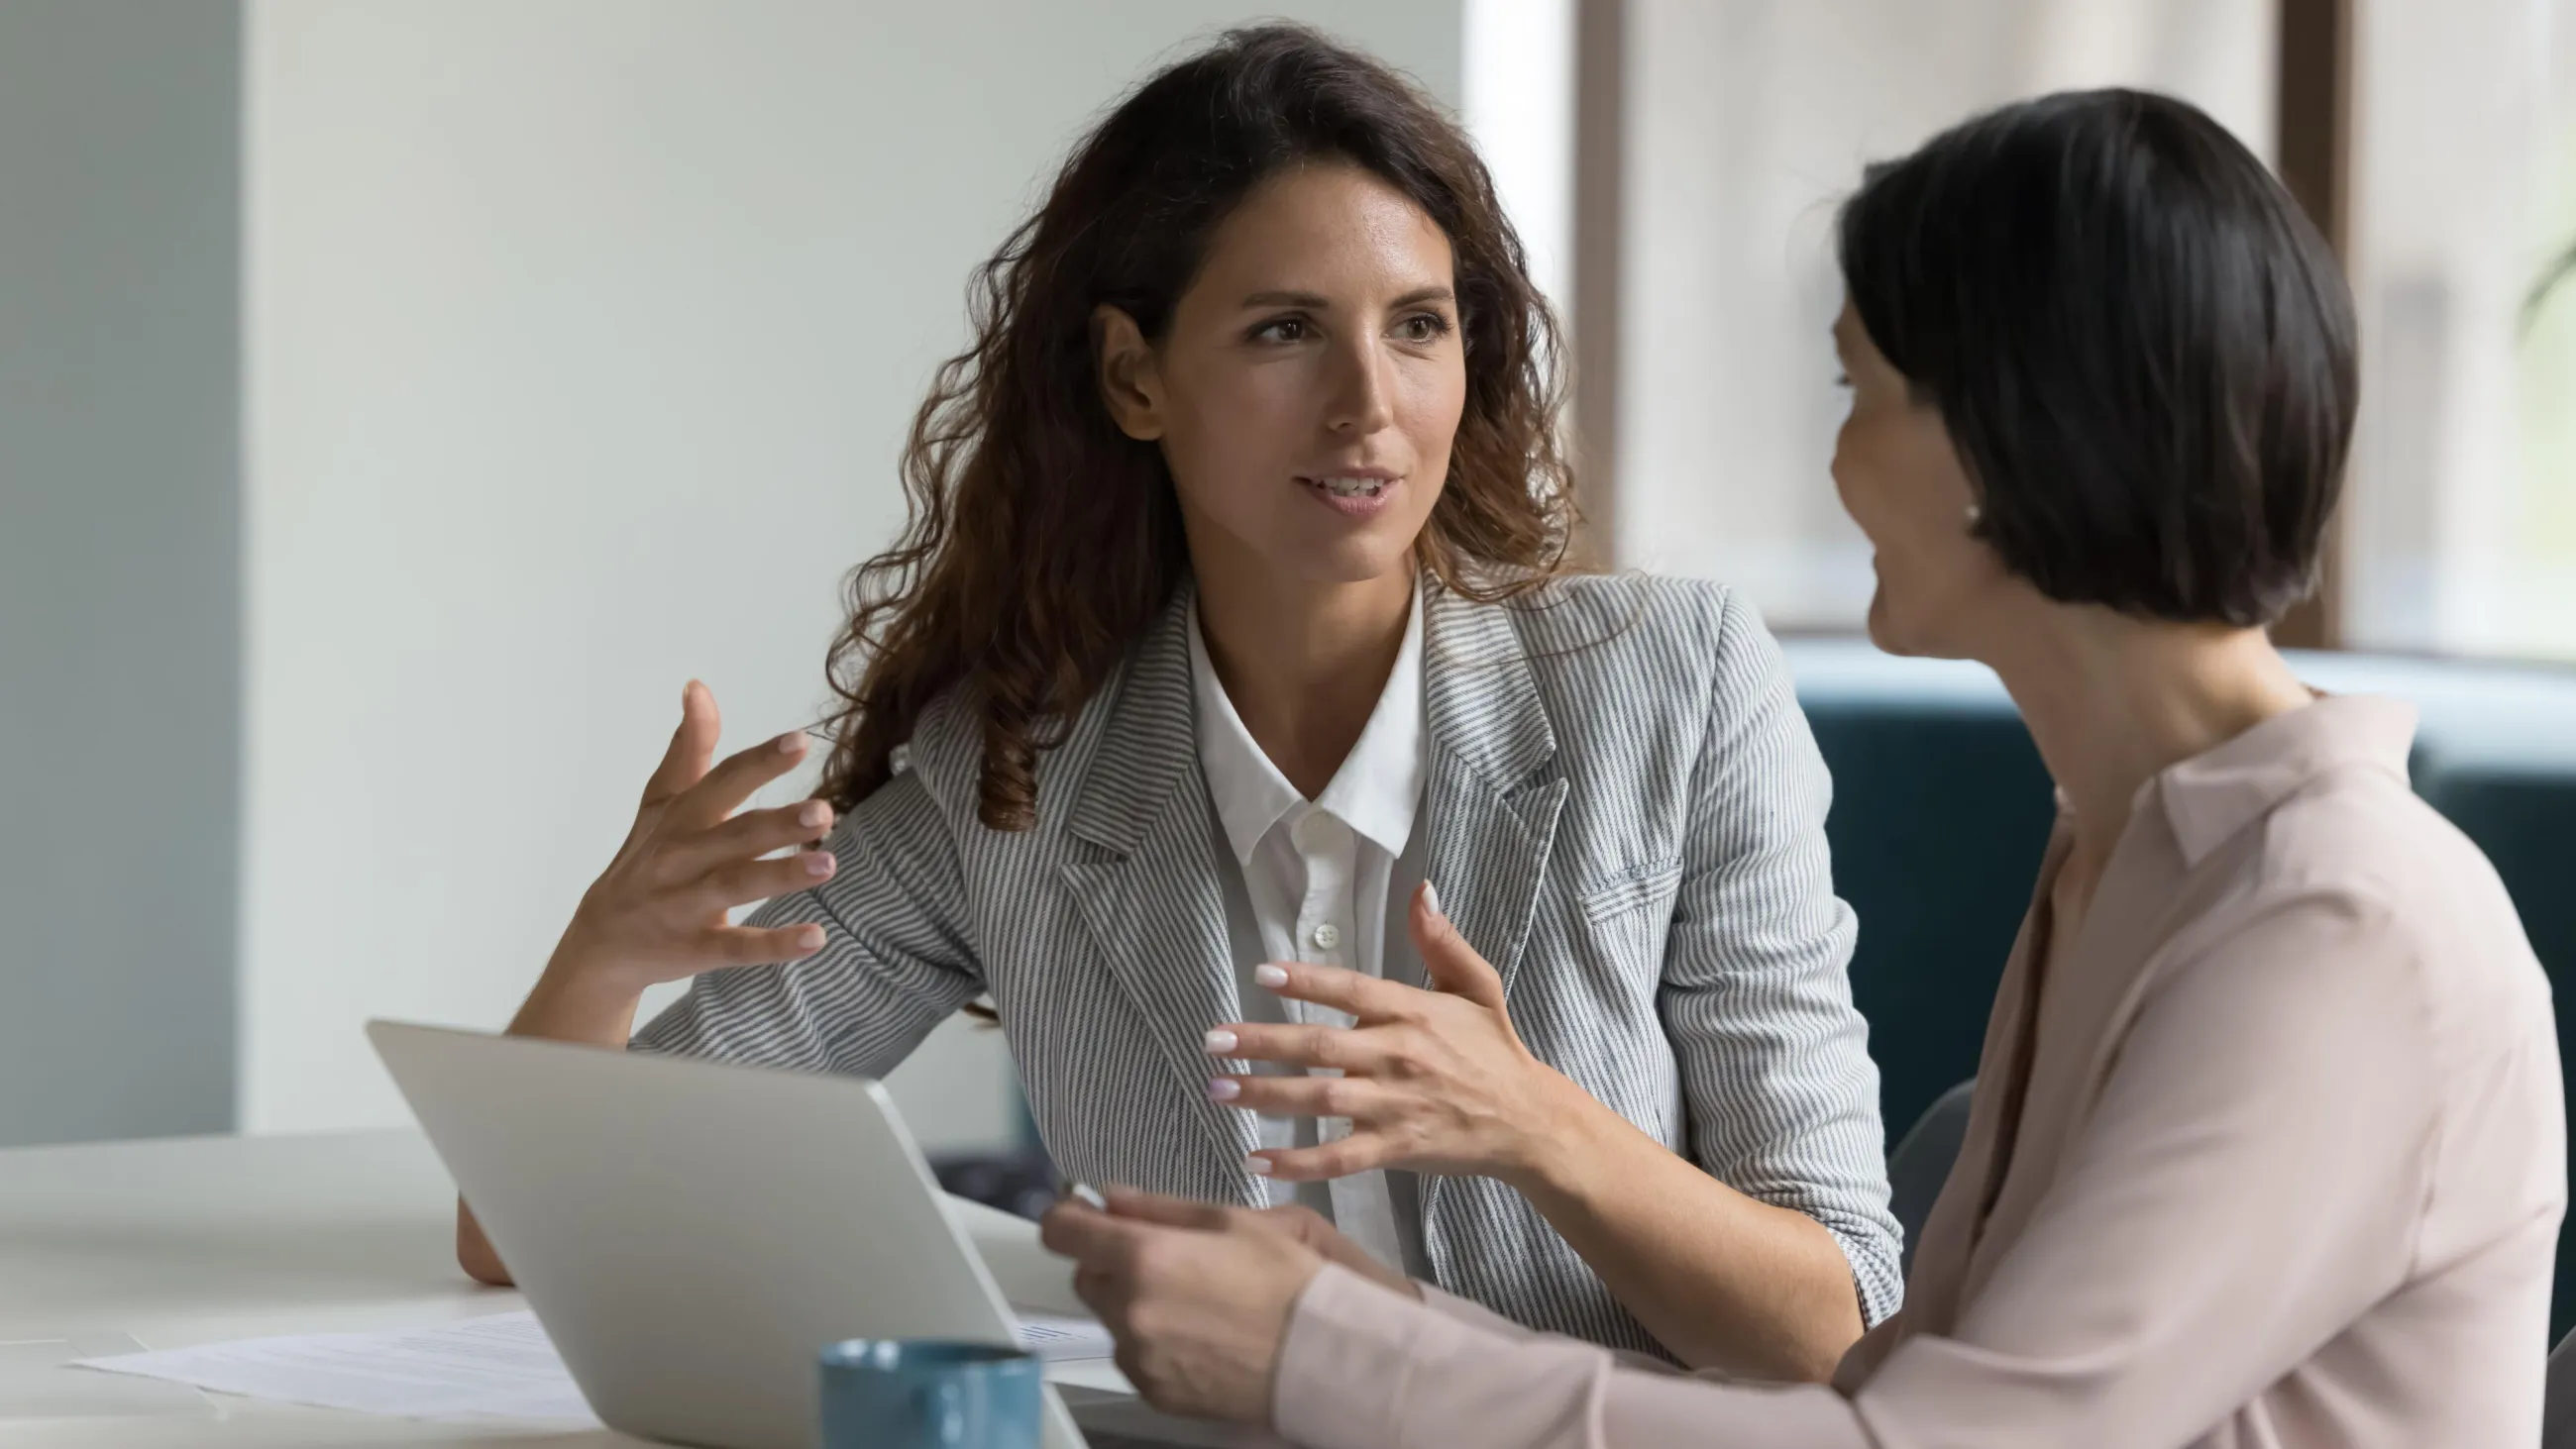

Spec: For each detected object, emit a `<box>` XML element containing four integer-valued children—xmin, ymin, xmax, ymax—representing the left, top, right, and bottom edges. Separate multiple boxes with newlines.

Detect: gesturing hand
<box><xmin>1204</xmin><ymin>882</ymin><xmax>1596</xmax><ymax>1190</ymax></box>
<box><xmin>547</xmin><ymin>681</ymin><xmax>840</xmax><ymax>994</ymax></box>
<box><xmin>1039</xmin><ymin>1190</ymin><xmax>1333</xmax><ymax>1425</ymax></box>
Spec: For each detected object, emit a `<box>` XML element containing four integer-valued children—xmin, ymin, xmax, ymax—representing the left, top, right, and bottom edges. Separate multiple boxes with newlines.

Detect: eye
<box><xmin>1397</xmin><ymin>312</ymin><xmax>1453</xmax><ymax>344</ymax></box>
<box><xmin>1250</xmin><ymin>316</ymin><xmax>1312</xmax><ymax>344</ymax></box>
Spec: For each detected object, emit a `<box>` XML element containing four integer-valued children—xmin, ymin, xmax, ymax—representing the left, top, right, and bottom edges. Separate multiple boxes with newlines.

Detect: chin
<box><xmin>1270</xmin><ymin>521</ymin><xmax>1426</xmax><ymax>587</ymax></box>
<box><xmin>1867</xmin><ymin>587</ymin><xmax>1965</xmax><ymax>661</ymax></box>
<box><xmin>1864</xmin><ymin>589</ymin><xmax>1916</xmax><ymax>657</ymax></box>
<box><xmin>1306</xmin><ymin>542</ymin><xmax>1418</xmax><ymax>587</ymax></box>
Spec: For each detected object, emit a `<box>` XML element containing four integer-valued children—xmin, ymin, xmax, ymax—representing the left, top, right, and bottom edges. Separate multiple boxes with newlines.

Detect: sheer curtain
<box><xmin>2343</xmin><ymin>0</ymin><xmax>2576</xmax><ymax>660</ymax></box>
<box><xmin>1610</xmin><ymin>0</ymin><xmax>2273</xmax><ymax>628</ymax></box>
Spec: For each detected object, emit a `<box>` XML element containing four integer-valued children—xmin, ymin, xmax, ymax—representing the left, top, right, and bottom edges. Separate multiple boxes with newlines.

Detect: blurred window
<box><xmin>1520</xmin><ymin>0</ymin><xmax>2576</xmax><ymax>659</ymax></box>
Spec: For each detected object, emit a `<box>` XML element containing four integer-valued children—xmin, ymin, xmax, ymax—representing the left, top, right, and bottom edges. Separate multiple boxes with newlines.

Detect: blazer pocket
<box><xmin>1577</xmin><ymin>856</ymin><xmax>1683</xmax><ymax>926</ymax></box>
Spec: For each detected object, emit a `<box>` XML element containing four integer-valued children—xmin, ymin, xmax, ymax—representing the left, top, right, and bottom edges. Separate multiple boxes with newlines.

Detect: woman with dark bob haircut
<box><xmin>462</xmin><ymin>24</ymin><xmax>1908</xmax><ymax>1383</ymax></box>
<box><xmin>1048</xmin><ymin>87</ymin><xmax>2566</xmax><ymax>1446</ymax></box>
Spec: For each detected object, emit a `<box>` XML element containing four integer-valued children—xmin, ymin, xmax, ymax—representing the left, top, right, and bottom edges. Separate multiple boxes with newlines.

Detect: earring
<box><xmin>1964</xmin><ymin>503</ymin><xmax>1983</xmax><ymax>529</ymax></box>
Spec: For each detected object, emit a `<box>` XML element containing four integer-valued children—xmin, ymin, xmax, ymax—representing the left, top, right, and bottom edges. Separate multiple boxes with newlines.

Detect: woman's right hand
<box><xmin>472</xmin><ymin>680</ymin><xmax>843</xmax><ymax>1285</ymax></box>
<box><xmin>540</xmin><ymin>680</ymin><xmax>839</xmax><ymax>1000</ymax></box>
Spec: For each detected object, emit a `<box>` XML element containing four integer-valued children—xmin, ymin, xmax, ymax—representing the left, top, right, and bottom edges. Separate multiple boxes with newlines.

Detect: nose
<box><xmin>1325</xmin><ymin>334</ymin><xmax>1396</xmax><ymax>438</ymax></box>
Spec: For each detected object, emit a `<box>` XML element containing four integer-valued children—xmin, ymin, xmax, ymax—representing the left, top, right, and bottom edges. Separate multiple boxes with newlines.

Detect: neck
<box><xmin>1193</xmin><ymin>559</ymin><xmax>1414</xmax><ymax>798</ymax></box>
<box><xmin>1980</xmin><ymin>606</ymin><xmax>2312</xmax><ymax>865</ymax></box>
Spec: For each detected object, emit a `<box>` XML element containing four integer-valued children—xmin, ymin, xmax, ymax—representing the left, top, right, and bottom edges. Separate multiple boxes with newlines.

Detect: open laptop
<box><xmin>369</xmin><ymin>1021</ymin><xmax>1282</xmax><ymax>1449</ymax></box>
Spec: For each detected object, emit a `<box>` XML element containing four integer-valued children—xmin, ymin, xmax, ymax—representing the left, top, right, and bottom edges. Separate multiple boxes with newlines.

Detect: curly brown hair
<box><xmin>817</xmin><ymin>24</ymin><xmax>1584</xmax><ymax>828</ymax></box>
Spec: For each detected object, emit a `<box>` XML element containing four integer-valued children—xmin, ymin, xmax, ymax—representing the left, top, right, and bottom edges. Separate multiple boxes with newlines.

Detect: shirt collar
<box><xmin>1188</xmin><ymin>582</ymin><xmax>1428</xmax><ymax>866</ymax></box>
<box><xmin>2152</xmin><ymin>694</ymin><xmax>2418</xmax><ymax>865</ymax></box>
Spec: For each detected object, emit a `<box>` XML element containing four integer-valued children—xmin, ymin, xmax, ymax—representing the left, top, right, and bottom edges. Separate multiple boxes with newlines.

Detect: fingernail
<box><xmin>803</xmin><ymin>851</ymin><xmax>836</xmax><ymax>878</ymax></box>
<box><xmin>795</xmin><ymin>925</ymin><xmax>825</xmax><ymax>950</ymax></box>
<box><xmin>1068</xmin><ymin>1182</ymin><xmax>1108</xmax><ymax>1210</ymax></box>
<box><xmin>1423</xmin><ymin>880</ymin><xmax>1445</xmax><ymax>920</ymax></box>
<box><xmin>1207</xmin><ymin>1078</ymin><xmax>1241</xmax><ymax>1102</ymax></box>
<box><xmin>1253</xmin><ymin>964</ymin><xmax>1288</xmax><ymax>989</ymax></box>
<box><xmin>776</xmin><ymin>731</ymin><xmax>807</xmax><ymax>754</ymax></box>
<box><xmin>799</xmin><ymin>800</ymin><xmax>830</xmax><ymax>828</ymax></box>
<box><xmin>1242</xmin><ymin>1156</ymin><xmax>1274</xmax><ymax>1178</ymax></box>
<box><xmin>1203</xmin><ymin>1028</ymin><xmax>1237</xmax><ymax>1055</ymax></box>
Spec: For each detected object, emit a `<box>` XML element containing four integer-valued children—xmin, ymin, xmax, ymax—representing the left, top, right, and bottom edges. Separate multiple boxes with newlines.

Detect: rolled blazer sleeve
<box><xmin>1661</xmin><ymin>589</ymin><xmax>1903</xmax><ymax>1325</ymax></box>
<box><xmin>631</xmin><ymin>762</ymin><xmax>985</xmax><ymax>1079</ymax></box>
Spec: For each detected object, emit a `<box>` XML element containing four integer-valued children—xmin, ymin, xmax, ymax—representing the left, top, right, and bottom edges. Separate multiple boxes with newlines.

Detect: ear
<box><xmin>1093</xmin><ymin>304</ymin><xmax>1165</xmax><ymax>442</ymax></box>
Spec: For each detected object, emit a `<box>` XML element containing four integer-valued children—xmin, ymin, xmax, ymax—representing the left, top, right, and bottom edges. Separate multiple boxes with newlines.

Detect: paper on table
<box><xmin>0</xmin><ymin>1332</ymin><xmax>215</xmax><ymax>1419</ymax></box>
<box><xmin>69</xmin><ymin>1313</ymin><xmax>598</xmax><ymax>1426</ymax></box>
<box><xmin>72</xmin><ymin>1308</ymin><xmax>1114</xmax><ymax>1428</ymax></box>
<box><xmin>66</xmin><ymin>1193</ymin><xmax>1102</xmax><ymax>1427</ymax></box>
<box><xmin>1013</xmin><ymin>1314</ymin><xmax>1118</xmax><ymax>1361</ymax></box>
<box><xmin>944</xmin><ymin>1191</ymin><xmax>1088</xmax><ymax>1317</ymax></box>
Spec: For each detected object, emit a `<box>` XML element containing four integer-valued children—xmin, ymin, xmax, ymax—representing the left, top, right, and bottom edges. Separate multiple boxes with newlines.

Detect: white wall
<box><xmin>241</xmin><ymin>1</ymin><xmax>1462</xmax><ymax>1142</ymax></box>
<box><xmin>1462</xmin><ymin>0</ymin><xmax>1575</xmax><ymax>312</ymax></box>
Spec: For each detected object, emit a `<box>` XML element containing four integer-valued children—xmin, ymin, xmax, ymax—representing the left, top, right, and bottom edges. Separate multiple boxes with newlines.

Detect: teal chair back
<box><xmin>1800</xmin><ymin>703</ymin><xmax>2051</xmax><ymax>1141</ymax></box>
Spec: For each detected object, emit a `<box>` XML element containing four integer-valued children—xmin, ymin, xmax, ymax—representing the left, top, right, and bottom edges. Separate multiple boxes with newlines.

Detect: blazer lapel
<box><xmin>1418</xmin><ymin>584</ymin><xmax>1567</xmax><ymax>1007</ymax></box>
<box><xmin>1057</xmin><ymin>582</ymin><xmax>1264</xmax><ymax>1201</ymax></box>
<box><xmin>1415</xmin><ymin>584</ymin><xmax>1566</xmax><ymax>1280</ymax></box>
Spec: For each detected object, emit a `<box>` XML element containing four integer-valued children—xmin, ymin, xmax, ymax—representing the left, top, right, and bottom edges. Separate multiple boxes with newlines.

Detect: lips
<box><xmin>1298</xmin><ymin>472</ymin><xmax>1402</xmax><ymax>518</ymax></box>
<box><xmin>1308</xmin><ymin>474</ymin><xmax>1392</xmax><ymax>500</ymax></box>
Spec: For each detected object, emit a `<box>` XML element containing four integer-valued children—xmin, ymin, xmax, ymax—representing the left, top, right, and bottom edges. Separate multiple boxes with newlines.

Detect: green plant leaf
<box><xmin>2530</xmin><ymin>237</ymin><xmax>2576</xmax><ymax>331</ymax></box>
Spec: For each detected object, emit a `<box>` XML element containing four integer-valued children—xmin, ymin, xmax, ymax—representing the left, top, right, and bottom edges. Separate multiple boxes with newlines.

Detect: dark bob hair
<box><xmin>1838</xmin><ymin>88</ymin><xmax>2357</xmax><ymax>628</ymax></box>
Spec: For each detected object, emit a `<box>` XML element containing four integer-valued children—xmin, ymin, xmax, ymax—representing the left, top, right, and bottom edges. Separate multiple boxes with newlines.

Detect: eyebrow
<box><xmin>1239</xmin><ymin>286</ymin><xmax>1457</xmax><ymax>311</ymax></box>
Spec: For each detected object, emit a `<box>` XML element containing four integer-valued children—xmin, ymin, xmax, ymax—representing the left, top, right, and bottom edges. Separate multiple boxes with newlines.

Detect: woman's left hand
<box><xmin>1206</xmin><ymin>882</ymin><xmax>1595</xmax><ymax>1188</ymax></box>
<box><xmin>1038</xmin><ymin>1190</ymin><xmax>1327</xmax><ymax>1423</ymax></box>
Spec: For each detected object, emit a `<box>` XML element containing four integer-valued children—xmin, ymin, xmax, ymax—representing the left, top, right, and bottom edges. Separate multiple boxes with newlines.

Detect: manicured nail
<box><xmin>803</xmin><ymin>851</ymin><xmax>836</xmax><ymax>878</ymax></box>
<box><xmin>1203</xmin><ymin>1028</ymin><xmax>1237</xmax><ymax>1055</ymax></box>
<box><xmin>1242</xmin><ymin>1156</ymin><xmax>1274</xmax><ymax>1178</ymax></box>
<box><xmin>799</xmin><ymin>800</ymin><xmax>830</xmax><ymax>828</ymax></box>
<box><xmin>1422</xmin><ymin>880</ymin><xmax>1444</xmax><ymax>920</ymax></box>
<box><xmin>794</xmin><ymin>925</ymin><xmax>825</xmax><ymax>950</ymax></box>
<box><xmin>1253</xmin><ymin>964</ymin><xmax>1289</xmax><ymax>989</ymax></box>
<box><xmin>1067</xmin><ymin>1182</ymin><xmax>1108</xmax><ymax>1210</ymax></box>
<box><xmin>776</xmin><ymin>731</ymin><xmax>807</xmax><ymax>754</ymax></box>
<box><xmin>1207</xmin><ymin>1078</ymin><xmax>1241</xmax><ymax>1102</ymax></box>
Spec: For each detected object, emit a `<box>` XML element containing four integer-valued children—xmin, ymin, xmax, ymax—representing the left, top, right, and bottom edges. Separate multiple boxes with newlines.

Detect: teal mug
<box><xmin>817</xmin><ymin>1339</ymin><xmax>1042</xmax><ymax>1448</ymax></box>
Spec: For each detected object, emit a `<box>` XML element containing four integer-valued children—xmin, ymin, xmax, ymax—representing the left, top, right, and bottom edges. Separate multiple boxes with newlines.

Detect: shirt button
<box><xmin>1310</xmin><ymin>922</ymin><xmax>1342</xmax><ymax>951</ymax></box>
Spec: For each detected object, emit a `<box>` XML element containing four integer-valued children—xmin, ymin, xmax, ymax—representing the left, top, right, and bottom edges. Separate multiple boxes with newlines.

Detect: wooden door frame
<box><xmin>2272</xmin><ymin>0</ymin><xmax>2357</xmax><ymax>649</ymax></box>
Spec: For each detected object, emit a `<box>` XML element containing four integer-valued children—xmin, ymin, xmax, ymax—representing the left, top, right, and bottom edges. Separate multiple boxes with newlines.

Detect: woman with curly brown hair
<box><xmin>459</xmin><ymin>24</ymin><xmax>1900</xmax><ymax>1379</ymax></box>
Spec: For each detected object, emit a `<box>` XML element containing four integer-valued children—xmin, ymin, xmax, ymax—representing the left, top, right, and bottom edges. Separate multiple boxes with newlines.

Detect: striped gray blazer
<box><xmin>635</xmin><ymin>572</ymin><xmax>1903</xmax><ymax>1352</ymax></box>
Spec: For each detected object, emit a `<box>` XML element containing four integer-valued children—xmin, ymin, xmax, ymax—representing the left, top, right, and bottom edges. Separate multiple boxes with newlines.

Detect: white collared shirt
<box><xmin>1188</xmin><ymin>584</ymin><xmax>1432</xmax><ymax>1279</ymax></box>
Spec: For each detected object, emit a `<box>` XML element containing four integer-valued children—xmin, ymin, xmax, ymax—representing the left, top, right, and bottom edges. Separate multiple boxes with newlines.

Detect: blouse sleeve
<box><xmin>1275</xmin><ymin>889</ymin><xmax>2460</xmax><ymax>1449</ymax></box>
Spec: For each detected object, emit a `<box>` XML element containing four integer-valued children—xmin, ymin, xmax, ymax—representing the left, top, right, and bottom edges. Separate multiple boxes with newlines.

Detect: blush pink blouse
<box><xmin>1273</xmin><ymin>696</ymin><xmax>2565</xmax><ymax>1448</ymax></box>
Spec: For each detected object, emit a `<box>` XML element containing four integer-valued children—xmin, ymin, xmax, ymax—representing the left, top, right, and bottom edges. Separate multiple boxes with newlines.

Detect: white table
<box><xmin>0</xmin><ymin>1128</ymin><xmax>1139</xmax><ymax>1447</ymax></box>
<box><xmin>0</xmin><ymin>1128</ymin><xmax>637</xmax><ymax>1446</ymax></box>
